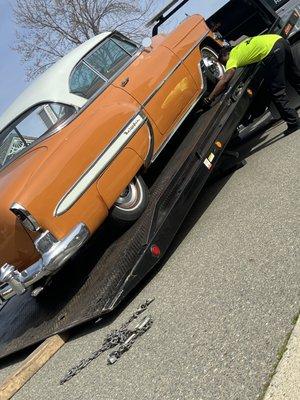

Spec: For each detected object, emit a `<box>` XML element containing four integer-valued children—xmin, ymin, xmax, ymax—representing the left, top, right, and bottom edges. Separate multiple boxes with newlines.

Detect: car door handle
<box><xmin>121</xmin><ymin>77</ymin><xmax>130</xmax><ymax>87</ymax></box>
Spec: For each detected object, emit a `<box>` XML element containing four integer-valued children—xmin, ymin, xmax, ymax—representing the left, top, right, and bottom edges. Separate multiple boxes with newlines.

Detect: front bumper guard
<box><xmin>0</xmin><ymin>223</ymin><xmax>90</xmax><ymax>302</ymax></box>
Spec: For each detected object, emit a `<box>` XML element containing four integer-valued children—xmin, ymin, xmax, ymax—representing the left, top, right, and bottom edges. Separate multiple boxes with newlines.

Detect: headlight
<box><xmin>10</xmin><ymin>203</ymin><xmax>41</xmax><ymax>232</ymax></box>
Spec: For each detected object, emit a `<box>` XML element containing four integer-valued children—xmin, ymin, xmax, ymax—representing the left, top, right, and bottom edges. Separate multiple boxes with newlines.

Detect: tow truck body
<box><xmin>0</xmin><ymin>0</ymin><xmax>299</xmax><ymax>360</ymax></box>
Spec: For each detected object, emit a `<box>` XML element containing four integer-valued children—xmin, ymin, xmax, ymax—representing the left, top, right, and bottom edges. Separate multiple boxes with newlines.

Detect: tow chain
<box><xmin>60</xmin><ymin>298</ymin><xmax>155</xmax><ymax>385</ymax></box>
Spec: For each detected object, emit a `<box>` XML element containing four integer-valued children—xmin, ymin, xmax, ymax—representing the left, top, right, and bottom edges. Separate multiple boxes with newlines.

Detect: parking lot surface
<box><xmin>0</xmin><ymin>118</ymin><xmax>299</xmax><ymax>400</ymax></box>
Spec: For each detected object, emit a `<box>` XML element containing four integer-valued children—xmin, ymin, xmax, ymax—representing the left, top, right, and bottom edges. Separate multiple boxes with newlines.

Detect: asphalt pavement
<box><xmin>0</xmin><ymin>117</ymin><xmax>299</xmax><ymax>400</ymax></box>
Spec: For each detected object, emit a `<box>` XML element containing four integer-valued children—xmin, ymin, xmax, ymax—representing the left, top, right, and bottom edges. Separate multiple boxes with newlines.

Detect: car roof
<box><xmin>0</xmin><ymin>32</ymin><xmax>111</xmax><ymax>133</ymax></box>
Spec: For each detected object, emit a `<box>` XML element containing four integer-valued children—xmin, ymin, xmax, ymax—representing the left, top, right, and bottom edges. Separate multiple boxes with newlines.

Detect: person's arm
<box><xmin>208</xmin><ymin>68</ymin><xmax>236</xmax><ymax>101</ymax></box>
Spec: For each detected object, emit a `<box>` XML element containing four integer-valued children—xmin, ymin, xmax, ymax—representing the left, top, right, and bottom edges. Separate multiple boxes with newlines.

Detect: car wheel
<box><xmin>111</xmin><ymin>175</ymin><xmax>149</xmax><ymax>222</ymax></box>
<box><xmin>201</xmin><ymin>46</ymin><xmax>225</xmax><ymax>84</ymax></box>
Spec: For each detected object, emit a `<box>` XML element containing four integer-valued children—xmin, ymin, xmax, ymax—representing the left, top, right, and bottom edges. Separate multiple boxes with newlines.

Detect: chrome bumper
<box><xmin>0</xmin><ymin>223</ymin><xmax>90</xmax><ymax>302</ymax></box>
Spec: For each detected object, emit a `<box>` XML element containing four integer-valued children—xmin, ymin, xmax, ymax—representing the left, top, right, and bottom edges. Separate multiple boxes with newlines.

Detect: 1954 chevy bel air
<box><xmin>0</xmin><ymin>14</ymin><xmax>225</xmax><ymax>301</ymax></box>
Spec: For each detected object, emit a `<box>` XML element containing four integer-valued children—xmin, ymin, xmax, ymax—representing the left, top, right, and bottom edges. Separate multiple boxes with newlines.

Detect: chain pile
<box><xmin>60</xmin><ymin>298</ymin><xmax>155</xmax><ymax>385</ymax></box>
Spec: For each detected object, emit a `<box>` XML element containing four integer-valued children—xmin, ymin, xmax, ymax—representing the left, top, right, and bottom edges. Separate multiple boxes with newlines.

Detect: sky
<box><xmin>0</xmin><ymin>0</ymin><xmax>229</xmax><ymax>116</ymax></box>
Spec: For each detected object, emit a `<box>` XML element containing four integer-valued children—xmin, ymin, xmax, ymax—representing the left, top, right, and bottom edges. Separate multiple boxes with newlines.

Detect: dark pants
<box><xmin>263</xmin><ymin>38</ymin><xmax>300</xmax><ymax>128</ymax></box>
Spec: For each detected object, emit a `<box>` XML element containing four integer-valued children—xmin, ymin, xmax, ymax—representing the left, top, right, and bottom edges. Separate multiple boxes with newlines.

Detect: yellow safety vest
<box><xmin>226</xmin><ymin>34</ymin><xmax>282</xmax><ymax>71</ymax></box>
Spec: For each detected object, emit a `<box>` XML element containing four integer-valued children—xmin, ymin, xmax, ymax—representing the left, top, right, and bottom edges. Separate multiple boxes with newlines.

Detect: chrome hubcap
<box><xmin>115</xmin><ymin>181</ymin><xmax>140</xmax><ymax>210</ymax></box>
<box><xmin>202</xmin><ymin>48</ymin><xmax>225</xmax><ymax>80</ymax></box>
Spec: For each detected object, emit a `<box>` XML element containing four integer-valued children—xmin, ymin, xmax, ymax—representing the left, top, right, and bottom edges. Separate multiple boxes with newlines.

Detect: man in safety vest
<box><xmin>204</xmin><ymin>34</ymin><xmax>300</xmax><ymax>135</ymax></box>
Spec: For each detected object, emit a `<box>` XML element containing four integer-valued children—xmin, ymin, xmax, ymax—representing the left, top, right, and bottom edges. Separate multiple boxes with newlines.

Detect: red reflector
<box><xmin>151</xmin><ymin>244</ymin><xmax>161</xmax><ymax>257</ymax></box>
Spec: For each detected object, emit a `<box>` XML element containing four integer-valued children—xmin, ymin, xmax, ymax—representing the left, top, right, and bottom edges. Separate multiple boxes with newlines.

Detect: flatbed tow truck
<box><xmin>0</xmin><ymin>0</ymin><xmax>299</xmax><ymax>361</ymax></box>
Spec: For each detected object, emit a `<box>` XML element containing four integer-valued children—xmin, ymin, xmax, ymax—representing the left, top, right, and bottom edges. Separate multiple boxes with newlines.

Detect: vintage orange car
<box><xmin>0</xmin><ymin>14</ymin><xmax>225</xmax><ymax>301</ymax></box>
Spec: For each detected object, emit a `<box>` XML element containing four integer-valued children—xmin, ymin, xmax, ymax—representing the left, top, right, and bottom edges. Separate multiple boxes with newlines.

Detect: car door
<box><xmin>112</xmin><ymin>36</ymin><xmax>198</xmax><ymax>138</ymax></box>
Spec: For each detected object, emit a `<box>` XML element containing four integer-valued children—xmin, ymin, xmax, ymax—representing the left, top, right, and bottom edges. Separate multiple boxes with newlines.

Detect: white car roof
<box><xmin>0</xmin><ymin>32</ymin><xmax>111</xmax><ymax>133</ymax></box>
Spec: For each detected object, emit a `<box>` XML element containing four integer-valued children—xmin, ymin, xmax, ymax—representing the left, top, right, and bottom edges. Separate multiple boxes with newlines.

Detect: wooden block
<box><xmin>0</xmin><ymin>334</ymin><xmax>68</xmax><ymax>400</ymax></box>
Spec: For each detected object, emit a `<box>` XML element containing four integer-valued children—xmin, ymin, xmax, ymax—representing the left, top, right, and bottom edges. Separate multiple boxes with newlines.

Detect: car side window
<box><xmin>70</xmin><ymin>61</ymin><xmax>105</xmax><ymax>99</ymax></box>
<box><xmin>0</xmin><ymin>103</ymin><xmax>75</xmax><ymax>167</ymax></box>
<box><xmin>69</xmin><ymin>35</ymin><xmax>139</xmax><ymax>99</ymax></box>
<box><xmin>111</xmin><ymin>37</ymin><xmax>138</xmax><ymax>55</ymax></box>
<box><xmin>85</xmin><ymin>39</ymin><xmax>131</xmax><ymax>80</ymax></box>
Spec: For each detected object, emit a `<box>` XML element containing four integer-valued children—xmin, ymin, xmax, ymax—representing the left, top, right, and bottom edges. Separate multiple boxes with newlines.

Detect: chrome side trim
<box><xmin>143</xmin><ymin>61</ymin><xmax>183</xmax><ymax>107</ymax></box>
<box><xmin>198</xmin><ymin>61</ymin><xmax>205</xmax><ymax>92</ymax></box>
<box><xmin>143</xmin><ymin>31</ymin><xmax>209</xmax><ymax>107</ymax></box>
<box><xmin>0</xmin><ymin>223</ymin><xmax>90</xmax><ymax>301</ymax></box>
<box><xmin>144</xmin><ymin>120</ymin><xmax>155</xmax><ymax>169</ymax></box>
<box><xmin>55</xmin><ymin>113</ymin><xmax>147</xmax><ymax>216</ymax></box>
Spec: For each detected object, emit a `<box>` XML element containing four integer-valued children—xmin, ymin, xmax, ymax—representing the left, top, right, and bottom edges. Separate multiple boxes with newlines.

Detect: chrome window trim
<box><xmin>110</xmin><ymin>37</ymin><xmax>139</xmax><ymax>56</ymax></box>
<box><xmin>68</xmin><ymin>32</ymin><xmax>141</xmax><ymax>95</ymax></box>
<box><xmin>85</xmin><ymin>32</ymin><xmax>138</xmax><ymax>66</ymax></box>
<box><xmin>79</xmin><ymin>35</ymin><xmax>136</xmax><ymax>83</ymax></box>
<box><xmin>68</xmin><ymin>48</ymin><xmax>142</xmax><ymax>103</ymax></box>
<box><xmin>81</xmin><ymin>59</ymin><xmax>108</xmax><ymax>82</ymax></box>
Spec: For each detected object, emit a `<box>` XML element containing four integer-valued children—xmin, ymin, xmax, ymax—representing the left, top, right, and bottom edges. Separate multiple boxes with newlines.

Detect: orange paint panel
<box><xmin>144</xmin><ymin>64</ymin><xmax>197</xmax><ymax>135</ymax></box>
<box><xmin>0</xmin><ymin>217</ymin><xmax>38</xmax><ymax>271</ymax></box>
<box><xmin>52</xmin><ymin>185</ymin><xmax>108</xmax><ymax>237</ymax></box>
<box><xmin>113</xmin><ymin>46</ymin><xmax>180</xmax><ymax>106</ymax></box>
<box><xmin>161</xmin><ymin>15</ymin><xmax>206</xmax><ymax>58</ymax></box>
<box><xmin>114</xmin><ymin>45</ymin><xmax>197</xmax><ymax>136</ymax></box>
<box><xmin>128</xmin><ymin>124</ymin><xmax>150</xmax><ymax>161</ymax></box>
<box><xmin>97</xmin><ymin>148</ymin><xmax>143</xmax><ymax>208</ymax></box>
<box><xmin>12</xmin><ymin>87</ymin><xmax>141</xmax><ymax>239</ymax></box>
<box><xmin>182</xmin><ymin>47</ymin><xmax>203</xmax><ymax>91</ymax></box>
<box><xmin>0</xmin><ymin>147</ymin><xmax>49</xmax><ymax>269</ymax></box>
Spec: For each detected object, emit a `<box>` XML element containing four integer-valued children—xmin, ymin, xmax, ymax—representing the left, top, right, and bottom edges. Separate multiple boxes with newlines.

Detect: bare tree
<box><xmin>12</xmin><ymin>0</ymin><xmax>153</xmax><ymax>80</ymax></box>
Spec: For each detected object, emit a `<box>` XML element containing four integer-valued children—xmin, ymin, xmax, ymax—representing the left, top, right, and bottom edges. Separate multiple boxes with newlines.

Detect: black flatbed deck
<box><xmin>0</xmin><ymin>63</ymin><xmax>266</xmax><ymax>360</ymax></box>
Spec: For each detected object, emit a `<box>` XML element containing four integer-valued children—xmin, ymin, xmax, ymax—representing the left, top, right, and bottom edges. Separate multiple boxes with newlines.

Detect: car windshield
<box><xmin>70</xmin><ymin>35</ymin><xmax>139</xmax><ymax>99</ymax></box>
<box><xmin>0</xmin><ymin>103</ymin><xmax>75</xmax><ymax>168</ymax></box>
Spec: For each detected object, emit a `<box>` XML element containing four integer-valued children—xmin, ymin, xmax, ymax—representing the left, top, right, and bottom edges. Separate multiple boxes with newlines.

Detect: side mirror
<box><xmin>142</xmin><ymin>37</ymin><xmax>153</xmax><ymax>49</ymax></box>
